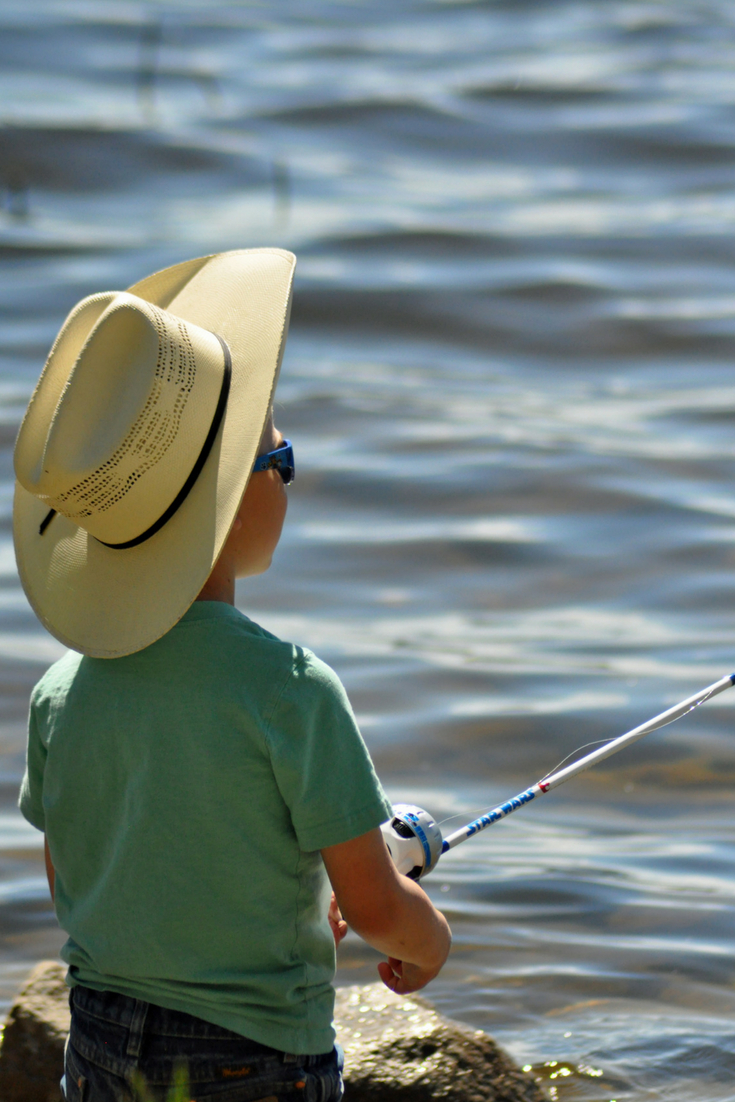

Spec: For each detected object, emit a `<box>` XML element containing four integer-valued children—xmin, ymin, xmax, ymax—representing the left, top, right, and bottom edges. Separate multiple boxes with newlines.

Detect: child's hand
<box><xmin>328</xmin><ymin>891</ymin><xmax>348</xmax><ymax>947</ymax></box>
<box><xmin>377</xmin><ymin>956</ymin><xmax>441</xmax><ymax>995</ymax></box>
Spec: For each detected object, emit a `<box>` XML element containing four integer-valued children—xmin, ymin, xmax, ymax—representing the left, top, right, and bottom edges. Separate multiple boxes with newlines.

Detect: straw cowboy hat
<box><xmin>13</xmin><ymin>248</ymin><xmax>296</xmax><ymax>658</ymax></box>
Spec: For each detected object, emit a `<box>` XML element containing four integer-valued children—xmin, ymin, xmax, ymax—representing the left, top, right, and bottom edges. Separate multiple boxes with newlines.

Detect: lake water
<box><xmin>1</xmin><ymin>2</ymin><xmax>735</xmax><ymax>1099</ymax></box>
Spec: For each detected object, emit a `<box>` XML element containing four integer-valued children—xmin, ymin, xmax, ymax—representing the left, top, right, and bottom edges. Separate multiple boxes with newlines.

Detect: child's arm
<box><xmin>322</xmin><ymin>828</ymin><xmax>451</xmax><ymax>994</ymax></box>
<box><xmin>44</xmin><ymin>836</ymin><xmax>55</xmax><ymax>902</ymax></box>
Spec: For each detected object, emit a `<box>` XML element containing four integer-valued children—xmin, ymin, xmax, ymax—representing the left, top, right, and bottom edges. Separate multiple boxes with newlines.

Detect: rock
<box><xmin>0</xmin><ymin>962</ymin><xmax>545</xmax><ymax>1102</ymax></box>
<box><xmin>335</xmin><ymin>983</ymin><xmax>545</xmax><ymax>1101</ymax></box>
<box><xmin>0</xmin><ymin>961</ymin><xmax>68</xmax><ymax>1102</ymax></box>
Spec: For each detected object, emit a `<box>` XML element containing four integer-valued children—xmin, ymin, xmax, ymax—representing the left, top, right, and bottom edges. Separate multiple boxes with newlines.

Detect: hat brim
<box><xmin>13</xmin><ymin>248</ymin><xmax>296</xmax><ymax>658</ymax></box>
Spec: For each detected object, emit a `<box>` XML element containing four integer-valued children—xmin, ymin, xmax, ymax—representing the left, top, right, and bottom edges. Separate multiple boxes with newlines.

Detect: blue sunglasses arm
<box><xmin>252</xmin><ymin>439</ymin><xmax>294</xmax><ymax>479</ymax></box>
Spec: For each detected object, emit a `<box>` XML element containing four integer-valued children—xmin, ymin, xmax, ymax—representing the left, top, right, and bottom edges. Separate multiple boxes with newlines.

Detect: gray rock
<box><xmin>335</xmin><ymin>983</ymin><xmax>545</xmax><ymax>1101</ymax></box>
<box><xmin>0</xmin><ymin>961</ymin><xmax>68</xmax><ymax>1102</ymax></box>
<box><xmin>0</xmin><ymin>962</ymin><xmax>546</xmax><ymax>1101</ymax></box>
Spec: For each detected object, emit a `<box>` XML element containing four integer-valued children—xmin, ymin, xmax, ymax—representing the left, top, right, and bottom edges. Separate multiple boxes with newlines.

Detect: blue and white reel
<box><xmin>380</xmin><ymin>804</ymin><xmax>444</xmax><ymax>880</ymax></box>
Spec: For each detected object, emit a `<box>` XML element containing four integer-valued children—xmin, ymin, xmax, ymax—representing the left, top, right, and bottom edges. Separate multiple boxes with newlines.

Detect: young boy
<box><xmin>14</xmin><ymin>249</ymin><xmax>451</xmax><ymax>1102</ymax></box>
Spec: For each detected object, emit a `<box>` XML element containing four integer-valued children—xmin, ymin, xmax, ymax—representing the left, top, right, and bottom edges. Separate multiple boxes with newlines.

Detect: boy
<box><xmin>14</xmin><ymin>249</ymin><xmax>451</xmax><ymax>1101</ymax></box>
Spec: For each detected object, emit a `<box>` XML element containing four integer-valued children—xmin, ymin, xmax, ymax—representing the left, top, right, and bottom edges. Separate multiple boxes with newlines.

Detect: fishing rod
<box><xmin>380</xmin><ymin>673</ymin><xmax>735</xmax><ymax>880</ymax></box>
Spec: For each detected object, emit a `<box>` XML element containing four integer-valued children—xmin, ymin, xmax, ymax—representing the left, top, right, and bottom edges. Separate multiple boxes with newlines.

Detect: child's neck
<box><xmin>195</xmin><ymin>560</ymin><xmax>235</xmax><ymax>605</ymax></box>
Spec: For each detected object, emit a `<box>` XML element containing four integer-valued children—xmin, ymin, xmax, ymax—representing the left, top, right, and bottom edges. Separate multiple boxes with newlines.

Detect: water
<box><xmin>2</xmin><ymin>1</ymin><xmax>735</xmax><ymax>1098</ymax></box>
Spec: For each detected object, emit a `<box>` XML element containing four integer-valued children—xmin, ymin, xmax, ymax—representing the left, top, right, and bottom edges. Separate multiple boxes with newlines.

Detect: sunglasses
<box><xmin>252</xmin><ymin>438</ymin><xmax>295</xmax><ymax>485</ymax></box>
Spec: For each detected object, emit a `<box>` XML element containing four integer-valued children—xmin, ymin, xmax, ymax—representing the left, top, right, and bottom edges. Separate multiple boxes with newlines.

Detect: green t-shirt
<box><xmin>19</xmin><ymin>602</ymin><xmax>392</xmax><ymax>1054</ymax></box>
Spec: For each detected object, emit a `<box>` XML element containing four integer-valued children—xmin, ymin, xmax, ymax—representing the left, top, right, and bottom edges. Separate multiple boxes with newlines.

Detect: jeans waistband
<box><xmin>70</xmin><ymin>984</ymin><xmax>326</xmax><ymax>1066</ymax></box>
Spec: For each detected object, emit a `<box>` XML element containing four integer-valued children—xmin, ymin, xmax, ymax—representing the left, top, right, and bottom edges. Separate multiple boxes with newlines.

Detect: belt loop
<box><xmin>126</xmin><ymin>999</ymin><xmax>150</xmax><ymax>1059</ymax></box>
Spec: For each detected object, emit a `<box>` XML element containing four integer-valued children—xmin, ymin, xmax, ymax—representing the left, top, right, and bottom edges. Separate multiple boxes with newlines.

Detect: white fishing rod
<box><xmin>381</xmin><ymin>673</ymin><xmax>735</xmax><ymax>880</ymax></box>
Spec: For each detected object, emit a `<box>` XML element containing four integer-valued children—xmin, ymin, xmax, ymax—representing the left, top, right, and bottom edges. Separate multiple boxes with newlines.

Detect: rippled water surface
<box><xmin>2</xmin><ymin>2</ymin><xmax>735</xmax><ymax>1098</ymax></box>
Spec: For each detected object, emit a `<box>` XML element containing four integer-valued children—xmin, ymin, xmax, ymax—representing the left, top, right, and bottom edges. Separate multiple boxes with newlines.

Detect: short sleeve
<box><xmin>266</xmin><ymin>652</ymin><xmax>392</xmax><ymax>852</ymax></box>
<box><xmin>19</xmin><ymin>700</ymin><xmax>47</xmax><ymax>832</ymax></box>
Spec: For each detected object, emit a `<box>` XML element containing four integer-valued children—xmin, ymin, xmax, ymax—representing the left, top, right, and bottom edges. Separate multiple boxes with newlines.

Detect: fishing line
<box><xmin>537</xmin><ymin>681</ymin><xmax>725</xmax><ymax>783</ymax></box>
<box><xmin>436</xmin><ymin>740</ymin><xmax>627</xmax><ymax>832</ymax></box>
<box><xmin>538</xmin><ymin>738</ymin><xmax>620</xmax><ymax>784</ymax></box>
<box><xmin>438</xmin><ymin>684</ymin><xmax>723</xmax><ymax>836</ymax></box>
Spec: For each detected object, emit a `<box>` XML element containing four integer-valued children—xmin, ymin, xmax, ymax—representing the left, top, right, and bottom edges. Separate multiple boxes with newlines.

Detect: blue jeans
<box><xmin>62</xmin><ymin>985</ymin><xmax>344</xmax><ymax>1102</ymax></box>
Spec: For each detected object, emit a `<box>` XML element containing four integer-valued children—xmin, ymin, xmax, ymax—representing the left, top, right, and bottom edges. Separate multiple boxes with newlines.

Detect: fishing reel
<box><xmin>380</xmin><ymin>804</ymin><xmax>444</xmax><ymax>880</ymax></box>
